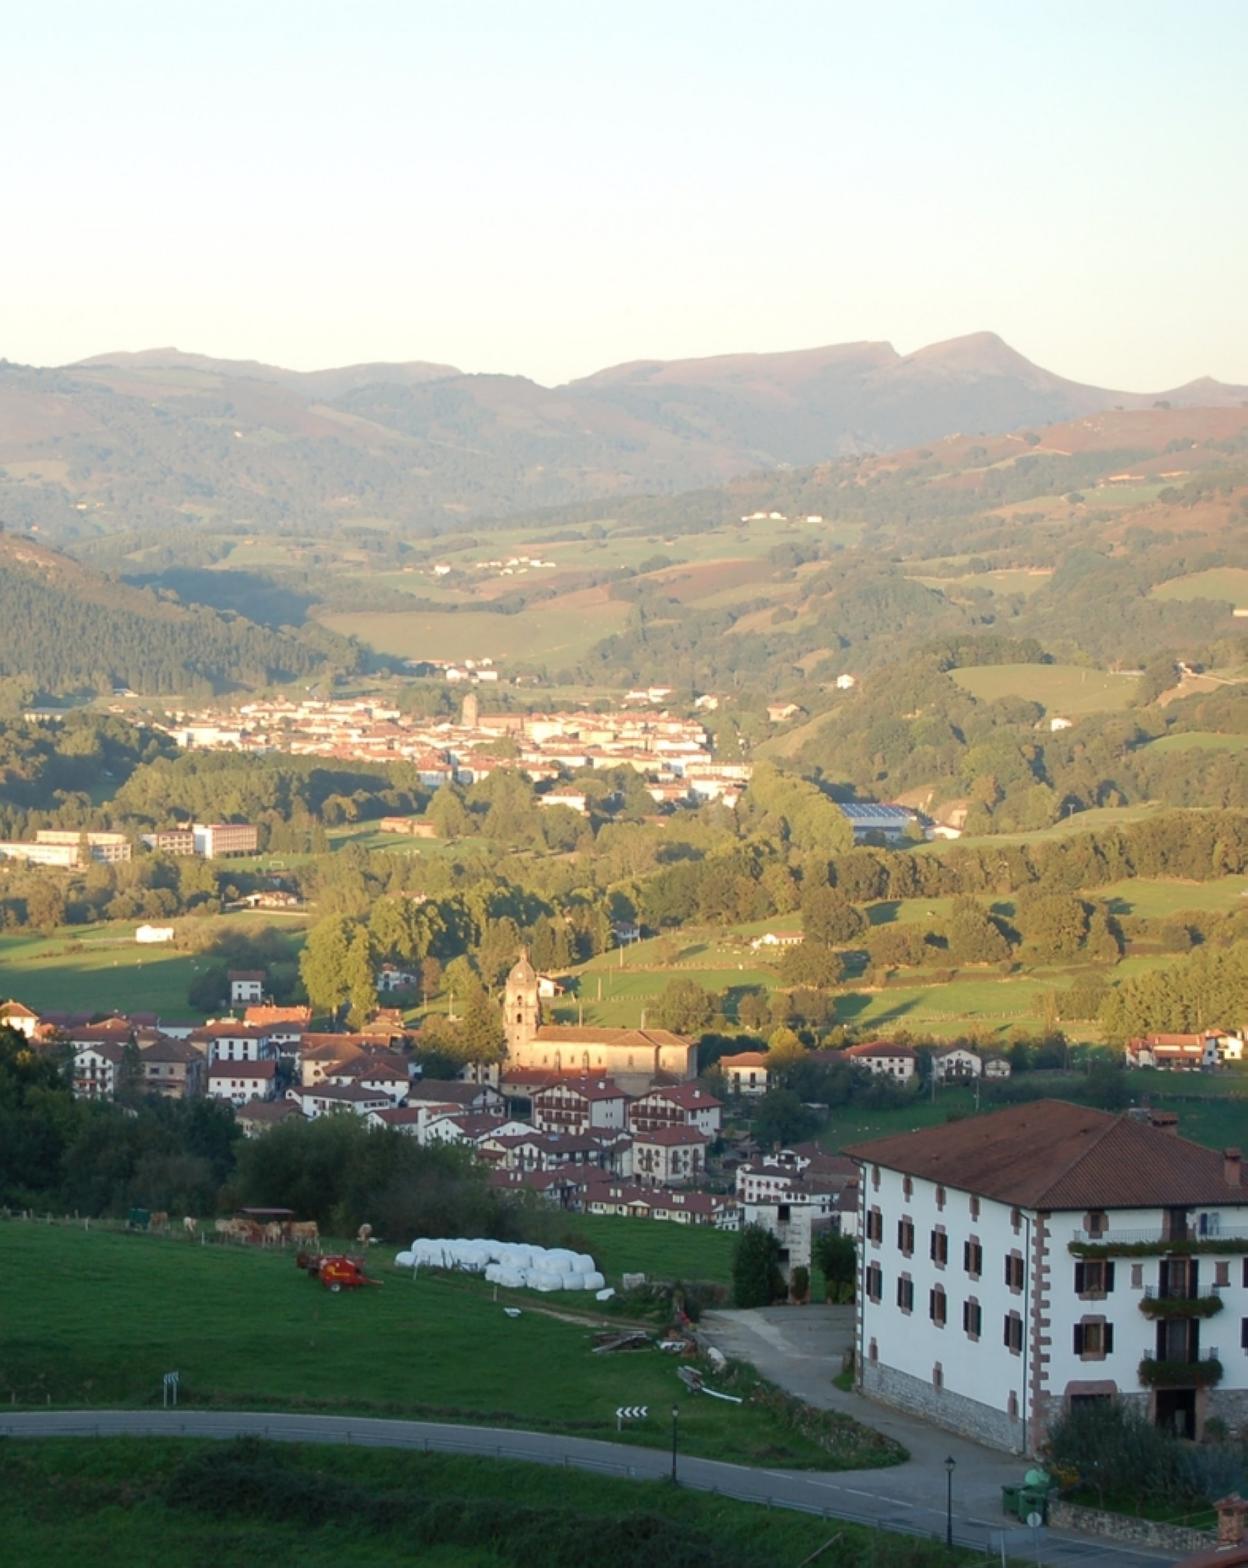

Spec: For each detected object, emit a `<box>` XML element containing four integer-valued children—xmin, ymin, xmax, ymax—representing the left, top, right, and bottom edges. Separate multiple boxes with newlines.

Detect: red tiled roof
<box><xmin>844</xmin><ymin>1040</ymin><xmax>917</xmax><ymax>1061</ymax></box>
<box><xmin>845</xmin><ymin>1100</ymin><xmax>1248</xmax><ymax>1210</ymax></box>
<box><xmin>533</xmin><ymin>1025</ymin><xmax>691</xmax><ymax>1048</ymax></box>
<box><xmin>208</xmin><ymin>1060</ymin><xmax>276</xmax><ymax>1080</ymax></box>
<box><xmin>638</xmin><ymin>1083</ymin><xmax>723</xmax><ymax>1110</ymax></box>
<box><xmin>634</xmin><ymin>1125</ymin><xmax>710</xmax><ymax>1147</ymax></box>
<box><xmin>534</xmin><ymin>1076</ymin><xmax>626</xmax><ymax>1102</ymax></box>
<box><xmin>720</xmin><ymin>1051</ymin><xmax>768</xmax><ymax>1068</ymax></box>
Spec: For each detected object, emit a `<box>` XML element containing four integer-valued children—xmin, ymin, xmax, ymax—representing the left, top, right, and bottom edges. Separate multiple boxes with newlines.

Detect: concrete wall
<box><xmin>860</xmin><ymin>1357</ymin><xmax>1024</xmax><ymax>1452</ymax></box>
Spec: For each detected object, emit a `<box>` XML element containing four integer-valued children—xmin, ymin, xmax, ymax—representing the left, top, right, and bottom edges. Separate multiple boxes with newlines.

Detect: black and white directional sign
<box><xmin>615</xmin><ymin>1405</ymin><xmax>648</xmax><ymax>1430</ymax></box>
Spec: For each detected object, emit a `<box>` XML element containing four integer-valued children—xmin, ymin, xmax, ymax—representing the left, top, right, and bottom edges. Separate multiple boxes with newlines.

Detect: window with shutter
<box><xmin>1105</xmin><ymin>1323</ymin><xmax>1114</xmax><ymax>1354</ymax></box>
<box><xmin>1074</xmin><ymin>1261</ymin><xmax>1085</xmax><ymax>1292</ymax></box>
<box><xmin>1073</xmin><ymin>1324</ymin><xmax>1084</xmax><ymax>1354</ymax></box>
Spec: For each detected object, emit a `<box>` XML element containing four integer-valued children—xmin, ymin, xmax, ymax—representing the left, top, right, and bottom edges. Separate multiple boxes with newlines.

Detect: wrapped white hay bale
<box><xmin>394</xmin><ymin>1250</ymin><xmax>415</xmax><ymax>1268</ymax></box>
<box><xmin>580</xmin><ymin>1271</ymin><xmax>606</xmax><ymax>1292</ymax></box>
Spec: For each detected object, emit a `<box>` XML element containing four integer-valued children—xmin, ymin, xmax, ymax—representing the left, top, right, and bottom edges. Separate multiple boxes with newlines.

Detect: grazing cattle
<box><xmin>264</xmin><ymin>1221</ymin><xmax>284</xmax><ymax>1244</ymax></box>
<box><xmin>290</xmin><ymin>1220</ymin><xmax>319</xmax><ymax>1246</ymax></box>
<box><xmin>183</xmin><ymin>1216</ymin><xmax>198</xmax><ymax>1236</ymax></box>
<box><xmin>149</xmin><ymin>1211</ymin><xmax>169</xmax><ymax>1231</ymax></box>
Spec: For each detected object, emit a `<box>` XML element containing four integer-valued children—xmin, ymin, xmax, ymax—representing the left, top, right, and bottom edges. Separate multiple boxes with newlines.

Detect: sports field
<box><xmin>952</xmin><ymin>663</ymin><xmax>1137</xmax><ymax>715</ymax></box>
<box><xmin>0</xmin><ymin>1223</ymin><xmax>897</xmax><ymax>1472</ymax></box>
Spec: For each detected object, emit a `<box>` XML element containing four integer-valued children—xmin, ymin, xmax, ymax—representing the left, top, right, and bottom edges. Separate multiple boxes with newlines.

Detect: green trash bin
<box><xmin>1018</xmin><ymin>1487</ymin><xmax>1048</xmax><ymax>1524</ymax></box>
<box><xmin>1001</xmin><ymin>1484</ymin><xmax>1021</xmax><ymax>1518</ymax></box>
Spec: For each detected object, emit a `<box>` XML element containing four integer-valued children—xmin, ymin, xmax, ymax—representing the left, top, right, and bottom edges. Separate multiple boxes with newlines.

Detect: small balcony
<box><xmin>1070</xmin><ymin>1226</ymin><xmax>1248</xmax><ymax>1258</ymax></box>
<box><xmin>1138</xmin><ymin>1289</ymin><xmax>1224</xmax><ymax>1320</ymax></box>
<box><xmin>1138</xmin><ymin>1350</ymin><xmax>1223</xmax><ymax>1389</ymax></box>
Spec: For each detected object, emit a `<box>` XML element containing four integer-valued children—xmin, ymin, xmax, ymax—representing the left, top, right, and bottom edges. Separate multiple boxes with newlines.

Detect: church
<box><xmin>501</xmin><ymin>951</ymin><xmax>697</xmax><ymax>1096</ymax></box>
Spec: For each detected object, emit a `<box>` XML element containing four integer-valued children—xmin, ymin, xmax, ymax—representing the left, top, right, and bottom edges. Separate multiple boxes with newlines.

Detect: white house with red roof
<box><xmin>846</xmin><ymin>1100</ymin><xmax>1248</xmax><ymax>1454</ymax></box>
<box><xmin>532</xmin><ymin>1076</ymin><xmax>629</xmax><ymax>1136</ymax></box>
<box><xmin>208</xmin><ymin>1059</ymin><xmax>277</xmax><ymax>1106</ymax></box>
<box><xmin>629</xmin><ymin>1082</ymin><xmax>722</xmax><ymax>1137</ymax></box>
<box><xmin>718</xmin><ymin>1050</ymin><xmax>769</xmax><ymax>1097</ymax></box>
<box><xmin>633</xmin><ymin>1125</ymin><xmax>710</xmax><ymax>1187</ymax></box>
<box><xmin>843</xmin><ymin>1039</ymin><xmax>917</xmax><ymax>1083</ymax></box>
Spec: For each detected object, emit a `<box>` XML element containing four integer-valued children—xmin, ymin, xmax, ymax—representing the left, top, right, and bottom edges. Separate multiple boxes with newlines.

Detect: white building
<box><xmin>207</xmin><ymin>1060</ymin><xmax>277</xmax><ymax>1106</ymax></box>
<box><xmin>718</xmin><ymin>1050</ymin><xmax>769</xmax><ymax>1097</ymax></box>
<box><xmin>931</xmin><ymin>1047</ymin><xmax>983</xmax><ymax>1081</ymax></box>
<box><xmin>837</xmin><ymin>803</ymin><xmax>918</xmax><ymax>843</ymax></box>
<box><xmin>843</xmin><ymin>1040</ymin><xmax>917</xmax><ymax>1082</ymax></box>
<box><xmin>228</xmin><ymin>971</ymin><xmax>265</xmax><ymax>1005</ymax></box>
<box><xmin>633</xmin><ymin>1126</ymin><xmax>710</xmax><ymax>1187</ymax></box>
<box><xmin>135</xmin><ymin>925</ymin><xmax>176</xmax><ymax>945</ymax></box>
<box><xmin>847</xmin><ymin>1100</ymin><xmax>1248</xmax><ymax>1454</ymax></box>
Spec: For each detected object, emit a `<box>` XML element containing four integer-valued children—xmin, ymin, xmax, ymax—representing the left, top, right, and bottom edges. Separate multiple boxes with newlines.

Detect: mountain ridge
<box><xmin>1</xmin><ymin>333</ymin><xmax>1242</xmax><ymax>542</ymax></box>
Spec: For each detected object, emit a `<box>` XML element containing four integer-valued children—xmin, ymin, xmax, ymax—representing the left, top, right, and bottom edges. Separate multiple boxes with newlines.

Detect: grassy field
<box><xmin>952</xmin><ymin>663</ymin><xmax>1137</xmax><ymax>715</ymax></box>
<box><xmin>0</xmin><ymin>1439</ymin><xmax>969</xmax><ymax>1568</ymax></box>
<box><xmin>1151</xmin><ymin>567</ymin><xmax>1248</xmax><ymax>610</ymax></box>
<box><xmin>916</xmin><ymin>567</ymin><xmax>1052</xmax><ymax>597</ymax></box>
<box><xmin>1095</xmin><ymin>875</ymin><xmax>1248</xmax><ymax>919</ymax></box>
<box><xmin>0</xmin><ymin>914</ymin><xmax>307</xmax><ymax>1017</ymax></box>
<box><xmin>318</xmin><ymin>594</ymin><xmax>631</xmax><ymax>665</ymax></box>
<box><xmin>1145</xmin><ymin>730</ymin><xmax>1248</xmax><ymax>754</ymax></box>
<box><xmin>0</xmin><ymin>1224</ymin><xmax>895</xmax><ymax>1471</ymax></box>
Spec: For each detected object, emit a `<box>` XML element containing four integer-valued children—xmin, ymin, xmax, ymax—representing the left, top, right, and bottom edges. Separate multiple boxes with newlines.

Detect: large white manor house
<box><xmin>847</xmin><ymin>1100</ymin><xmax>1248</xmax><ymax>1453</ymax></box>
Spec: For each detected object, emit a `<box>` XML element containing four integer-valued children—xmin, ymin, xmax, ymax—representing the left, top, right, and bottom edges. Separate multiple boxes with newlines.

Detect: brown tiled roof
<box><xmin>719</xmin><ymin>1051</ymin><xmax>768</xmax><ymax>1068</ymax></box>
<box><xmin>140</xmin><ymin>1036</ymin><xmax>202</xmax><ymax>1063</ymax></box>
<box><xmin>406</xmin><ymin>1079</ymin><xmax>497</xmax><ymax>1105</ymax></box>
<box><xmin>845</xmin><ymin>1100</ymin><xmax>1248</xmax><ymax>1210</ymax></box>
<box><xmin>533</xmin><ymin>1076</ymin><xmax>626</xmax><ymax>1102</ymax></box>
<box><xmin>208</xmin><ymin>1060</ymin><xmax>276</xmax><ymax>1080</ymax></box>
<box><xmin>635</xmin><ymin>1125</ymin><xmax>709</xmax><ymax>1147</ymax></box>
<box><xmin>639</xmin><ymin>1083</ymin><xmax>723</xmax><ymax>1110</ymax></box>
<box><xmin>844</xmin><ymin>1039</ymin><xmax>917</xmax><ymax>1061</ymax></box>
<box><xmin>236</xmin><ymin>1099</ymin><xmax>302</xmax><ymax>1123</ymax></box>
<box><xmin>533</xmin><ymin>1025</ymin><xmax>690</xmax><ymax>1048</ymax></box>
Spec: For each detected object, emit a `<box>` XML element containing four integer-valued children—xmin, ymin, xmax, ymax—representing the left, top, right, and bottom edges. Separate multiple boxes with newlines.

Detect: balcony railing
<box><xmin>1070</xmin><ymin>1225</ymin><xmax>1248</xmax><ymax>1256</ymax></box>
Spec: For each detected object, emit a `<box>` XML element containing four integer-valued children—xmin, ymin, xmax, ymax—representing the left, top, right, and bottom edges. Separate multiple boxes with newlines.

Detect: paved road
<box><xmin>3</xmin><ymin>1409</ymin><xmax>1178</xmax><ymax>1567</ymax></box>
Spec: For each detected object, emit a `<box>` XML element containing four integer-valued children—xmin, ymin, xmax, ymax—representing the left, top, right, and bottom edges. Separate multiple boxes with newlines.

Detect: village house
<box><xmin>628</xmin><ymin>1082</ymin><xmax>723</xmax><ymax>1138</ymax></box>
<box><xmin>718</xmin><ymin>1050</ymin><xmax>769</xmax><ymax>1097</ymax></box>
<box><xmin>585</xmin><ymin>1182</ymin><xmax>739</xmax><ymax>1229</ymax></box>
<box><xmin>932</xmin><ymin>1046</ymin><xmax>985</xmax><ymax>1081</ymax></box>
<box><xmin>633</xmin><ymin>1125</ymin><xmax>709</xmax><ymax>1187</ymax></box>
<box><xmin>843</xmin><ymin>1040</ymin><xmax>918</xmax><ymax>1083</ymax></box>
<box><xmin>531</xmin><ymin>1076</ymin><xmax>629</xmax><ymax>1137</ymax></box>
<box><xmin>190</xmin><ymin>1021</ymin><xmax>276</xmax><ymax>1064</ymax></box>
<box><xmin>296</xmin><ymin>1082</ymin><xmax>394</xmax><ymax>1119</ymax></box>
<box><xmin>236</xmin><ymin>1099</ymin><xmax>305</xmax><ymax>1137</ymax></box>
<box><xmin>207</xmin><ymin>1059</ymin><xmax>277</xmax><ymax>1107</ymax></box>
<box><xmin>325</xmin><ymin>1054</ymin><xmax>410</xmax><ymax>1104</ymax></box>
<box><xmin>228</xmin><ymin>970</ymin><xmax>265</xmax><ymax>1005</ymax></box>
<box><xmin>139</xmin><ymin>1035</ymin><xmax>206</xmax><ymax>1099</ymax></box>
<box><xmin>846</xmin><ymin>1100</ymin><xmax>1248</xmax><ymax>1454</ymax></box>
<box><xmin>72</xmin><ymin>1041</ymin><xmax>129</xmax><ymax>1100</ymax></box>
<box><xmin>377</xmin><ymin>963</ymin><xmax>418</xmax><ymax>993</ymax></box>
<box><xmin>0</xmin><ymin>999</ymin><xmax>40</xmax><ymax>1038</ymax></box>
<box><xmin>1125</xmin><ymin>1032</ymin><xmax>1243</xmax><ymax>1071</ymax></box>
<box><xmin>749</xmin><ymin>929</ymin><xmax>805</xmax><ymax>951</ymax></box>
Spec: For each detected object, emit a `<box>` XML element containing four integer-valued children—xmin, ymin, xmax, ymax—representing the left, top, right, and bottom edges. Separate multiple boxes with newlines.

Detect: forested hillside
<box><xmin>0</xmin><ymin>533</ymin><xmax>356</xmax><ymax>695</ymax></box>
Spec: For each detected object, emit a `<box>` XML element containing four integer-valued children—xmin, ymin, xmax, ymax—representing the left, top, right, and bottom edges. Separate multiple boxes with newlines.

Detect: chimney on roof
<box><xmin>1149</xmin><ymin>1110</ymin><xmax>1179</xmax><ymax>1136</ymax></box>
<box><xmin>1225</xmin><ymin>1148</ymin><xmax>1242</xmax><ymax>1188</ymax></box>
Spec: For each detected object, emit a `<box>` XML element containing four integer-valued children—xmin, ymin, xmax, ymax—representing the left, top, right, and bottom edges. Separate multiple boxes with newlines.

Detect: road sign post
<box><xmin>614</xmin><ymin>1405</ymin><xmax>648</xmax><ymax>1432</ymax></box>
<box><xmin>162</xmin><ymin>1371</ymin><xmax>180</xmax><ymax>1409</ymax></box>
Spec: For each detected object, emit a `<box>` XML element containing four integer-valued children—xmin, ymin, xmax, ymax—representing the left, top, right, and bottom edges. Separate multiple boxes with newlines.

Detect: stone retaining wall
<box><xmin>1049</xmin><ymin>1499</ymin><xmax>1212</xmax><ymax>1554</ymax></box>
<box><xmin>860</xmin><ymin>1358</ymin><xmax>1023</xmax><ymax>1452</ymax></box>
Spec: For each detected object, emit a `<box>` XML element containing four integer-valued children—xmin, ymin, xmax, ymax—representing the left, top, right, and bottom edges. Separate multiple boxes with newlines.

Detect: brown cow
<box><xmin>149</xmin><ymin>1211</ymin><xmax>169</xmax><ymax>1231</ymax></box>
<box><xmin>183</xmin><ymin>1216</ymin><xmax>198</xmax><ymax>1236</ymax></box>
<box><xmin>290</xmin><ymin>1220</ymin><xmax>319</xmax><ymax>1246</ymax></box>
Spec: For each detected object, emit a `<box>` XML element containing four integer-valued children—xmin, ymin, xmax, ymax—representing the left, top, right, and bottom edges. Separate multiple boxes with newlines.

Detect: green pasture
<box><xmin>952</xmin><ymin>663</ymin><xmax>1138</xmax><ymax>715</ymax></box>
<box><xmin>1145</xmin><ymin>730</ymin><xmax>1248</xmax><ymax>754</ymax></box>
<box><xmin>0</xmin><ymin>1224</ymin><xmax>889</xmax><ymax>1471</ymax></box>
<box><xmin>0</xmin><ymin>1440</ymin><xmax>965</xmax><ymax>1568</ymax></box>
<box><xmin>1096</xmin><ymin>875</ymin><xmax>1248</xmax><ymax>920</ymax></box>
<box><xmin>570</xmin><ymin>1213</ymin><xmax>736</xmax><ymax>1286</ymax></box>
<box><xmin>916</xmin><ymin>567</ymin><xmax>1052</xmax><ymax>597</ymax></box>
<box><xmin>0</xmin><ymin>913</ymin><xmax>306</xmax><ymax>1017</ymax></box>
<box><xmin>317</xmin><ymin>601</ymin><xmax>630</xmax><ymax>664</ymax></box>
<box><xmin>918</xmin><ymin>801</ymin><xmax>1172</xmax><ymax>852</ymax></box>
<box><xmin>1151</xmin><ymin>567</ymin><xmax>1248</xmax><ymax>610</ymax></box>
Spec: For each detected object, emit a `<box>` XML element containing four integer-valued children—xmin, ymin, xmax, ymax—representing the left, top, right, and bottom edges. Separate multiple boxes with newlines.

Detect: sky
<box><xmin>3</xmin><ymin>0</ymin><xmax>1246</xmax><ymax>390</ymax></box>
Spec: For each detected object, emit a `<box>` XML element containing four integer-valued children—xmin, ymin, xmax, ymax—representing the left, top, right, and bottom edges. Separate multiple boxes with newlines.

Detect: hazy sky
<box><xmin>4</xmin><ymin>0</ymin><xmax>1245</xmax><ymax>388</ymax></box>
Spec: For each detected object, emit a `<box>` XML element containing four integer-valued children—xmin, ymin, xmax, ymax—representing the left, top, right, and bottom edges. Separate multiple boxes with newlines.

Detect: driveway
<box><xmin>700</xmin><ymin>1305</ymin><xmax>1171</xmax><ymax>1562</ymax></box>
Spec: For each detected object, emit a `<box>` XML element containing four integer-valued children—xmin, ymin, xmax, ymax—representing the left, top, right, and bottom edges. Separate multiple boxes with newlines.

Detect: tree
<box><xmin>299</xmin><ymin>915</ymin><xmax>356</xmax><ymax>1019</ymax></box>
<box><xmin>779</xmin><ymin>942</ymin><xmax>844</xmax><ymax>988</ymax></box>
<box><xmin>789</xmin><ymin>1264</ymin><xmax>810</xmax><ymax>1304</ymax></box>
<box><xmin>947</xmin><ymin>897</ymin><xmax>1011</xmax><ymax>964</ymax></box>
<box><xmin>765</xmin><ymin>1027</ymin><xmax>806</xmax><ymax>1072</ymax></box>
<box><xmin>813</xmin><ymin>1232</ymin><xmax>856</xmax><ymax>1304</ymax></box>
<box><xmin>732</xmin><ymin>1224</ymin><xmax>785</xmax><ymax>1308</ymax></box>
<box><xmin>344</xmin><ymin>927</ymin><xmax>378</xmax><ymax>1029</ymax></box>
<box><xmin>187</xmin><ymin>964</ymin><xmax>229</xmax><ymax>1012</ymax></box>
<box><xmin>752</xmin><ymin>1088</ymin><xmax>817</xmax><ymax>1148</ymax></box>
<box><xmin>802</xmin><ymin>885</ymin><xmax>866</xmax><ymax>947</ymax></box>
<box><xmin>458</xmin><ymin>987</ymin><xmax>506</xmax><ymax>1066</ymax></box>
<box><xmin>653</xmin><ymin>978</ymin><xmax>715</xmax><ymax>1035</ymax></box>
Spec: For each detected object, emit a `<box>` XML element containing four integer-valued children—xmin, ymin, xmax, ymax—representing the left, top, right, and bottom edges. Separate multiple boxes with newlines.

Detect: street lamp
<box><xmin>945</xmin><ymin>1455</ymin><xmax>956</xmax><ymax>1549</ymax></box>
<box><xmin>670</xmin><ymin>1404</ymin><xmax>680</xmax><ymax>1484</ymax></box>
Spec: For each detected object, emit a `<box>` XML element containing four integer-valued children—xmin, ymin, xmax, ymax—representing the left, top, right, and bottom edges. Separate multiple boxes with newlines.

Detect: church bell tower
<box><xmin>503</xmin><ymin>948</ymin><xmax>541</xmax><ymax>1054</ymax></box>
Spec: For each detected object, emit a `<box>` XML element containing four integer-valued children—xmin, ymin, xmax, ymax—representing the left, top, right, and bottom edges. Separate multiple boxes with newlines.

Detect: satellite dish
<box><xmin>1026</xmin><ymin>1513</ymin><xmax>1044</xmax><ymax>1531</ymax></box>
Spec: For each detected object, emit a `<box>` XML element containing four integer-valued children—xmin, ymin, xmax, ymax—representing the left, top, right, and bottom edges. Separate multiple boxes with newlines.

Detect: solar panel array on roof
<box><xmin>837</xmin><ymin>803</ymin><xmax>913</xmax><ymax>822</ymax></box>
